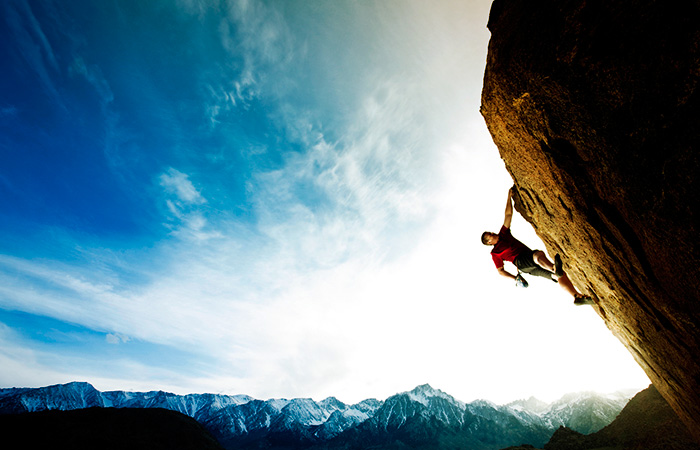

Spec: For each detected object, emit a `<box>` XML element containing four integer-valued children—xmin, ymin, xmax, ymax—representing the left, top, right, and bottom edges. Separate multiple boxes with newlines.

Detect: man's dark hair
<box><xmin>481</xmin><ymin>231</ymin><xmax>490</xmax><ymax>245</ymax></box>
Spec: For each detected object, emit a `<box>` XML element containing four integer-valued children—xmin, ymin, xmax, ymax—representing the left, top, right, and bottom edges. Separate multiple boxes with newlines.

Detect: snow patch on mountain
<box><xmin>405</xmin><ymin>383</ymin><xmax>463</xmax><ymax>408</ymax></box>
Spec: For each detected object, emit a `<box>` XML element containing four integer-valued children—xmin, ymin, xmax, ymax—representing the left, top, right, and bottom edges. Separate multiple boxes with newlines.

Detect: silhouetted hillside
<box><xmin>0</xmin><ymin>406</ymin><xmax>224</xmax><ymax>450</ymax></box>
<box><xmin>501</xmin><ymin>385</ymin><xmax>700</xmax><ymax>450</ymax></box>
<box><xmin>546</xmin><ymin>385</ymin><xmax>700</xmax><ymax>450</ymax></box>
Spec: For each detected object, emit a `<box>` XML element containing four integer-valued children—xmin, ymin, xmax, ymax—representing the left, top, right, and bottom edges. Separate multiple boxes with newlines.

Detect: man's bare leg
<box><xmin>533</xmin><ymin>250</ymin><xmax>588</xmax><ymax>300</ymax></box>
<box><xmin>556</xmin><ymin>272</ymin><xmax>583</xmax><ymax>298</ymax></box>
<box><xmin>533</xmin><ymin>250</ymin><xmax>555</xmax><ymax>272</ymax></box>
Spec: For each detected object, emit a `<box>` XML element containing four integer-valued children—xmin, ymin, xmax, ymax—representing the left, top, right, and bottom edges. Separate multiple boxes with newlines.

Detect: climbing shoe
<box><xmin>554</xmin><ymin>254</ymin><xmax>564</xmax><ymax>277</ymax></box>
<box><xmin>574</xmin><ymin>295</ymin><xmax>594</xmax><ymax>306</ymax></box>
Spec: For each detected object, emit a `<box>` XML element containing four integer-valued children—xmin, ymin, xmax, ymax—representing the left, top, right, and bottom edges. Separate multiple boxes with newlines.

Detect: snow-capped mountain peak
<box><xmin>404</xmin><ymin>383</ymin><xmax>463</xmax><ymax>408</ymax></box>
<box><xmin>507</xmin><ymin>396</ymin><xmax>550</xmax><ymax>414</ymax></box>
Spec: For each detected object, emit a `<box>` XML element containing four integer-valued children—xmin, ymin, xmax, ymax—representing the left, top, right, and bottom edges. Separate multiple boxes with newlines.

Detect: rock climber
<box><xmin>481</xmin><ymin>187</ymin><xmax>594</xmax><ymax>306</ymax></box>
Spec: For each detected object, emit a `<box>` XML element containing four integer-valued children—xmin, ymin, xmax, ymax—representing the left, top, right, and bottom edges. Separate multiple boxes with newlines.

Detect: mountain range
<box><xmin>0</xmin><ymin>382</ymin><xmax>636</xmax><ymax>450</ymax></box>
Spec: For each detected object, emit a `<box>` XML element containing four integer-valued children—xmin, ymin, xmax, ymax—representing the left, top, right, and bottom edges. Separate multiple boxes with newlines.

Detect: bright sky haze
<box><xmin>0</xmin><ymin>0</ymin><xmax>649</xmax><ymax>405</ymax></box>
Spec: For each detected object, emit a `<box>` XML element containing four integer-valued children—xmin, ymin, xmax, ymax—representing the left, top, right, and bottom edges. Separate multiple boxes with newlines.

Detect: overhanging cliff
<box><xmin>480</xmin><ymin>0</ymin><xmax>700</xmax><ymax>441</ymax></box>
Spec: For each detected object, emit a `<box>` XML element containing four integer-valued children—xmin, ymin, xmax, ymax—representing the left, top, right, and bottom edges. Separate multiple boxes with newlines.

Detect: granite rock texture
<box><xmin>481</xmin><ymin>0</ymin><xmax>700</xmax><ymax>441</ymax></box>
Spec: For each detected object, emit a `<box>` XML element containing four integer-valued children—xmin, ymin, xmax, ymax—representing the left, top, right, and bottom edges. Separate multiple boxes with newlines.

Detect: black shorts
<box><xmin>514</xmin><ymin>250</ymin><xmax>556</xmax><ymax>281</ymax></box>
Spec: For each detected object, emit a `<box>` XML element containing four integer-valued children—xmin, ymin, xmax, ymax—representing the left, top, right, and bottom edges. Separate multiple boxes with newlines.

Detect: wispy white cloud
<box><xmin>0</xmin><ymin>323</ymin><xmax>63</xmax><ymax>389</ymax></box>
<box><xmin>223</xmin><ymin>0</ymin><xmax>293</xmax><ymax>67</ymax></box>
<box><xmin>175</xmin><ymin>0</ymin><xmax>213</xmax><ymax>20</ymax></box>
<box><xmin>0</xmin><ymin>252</ymin><xmax>240</xmax><ymax>351</ymax></box>
<box><xmin>0</xmin><ymin>320</ymin><xmax>210</xmax><ymax>393</ymax></box>
<box><xmin>0</xmin><ymin>105</ymin><xmax>18</xmax><ymax>117</ymax></box>
<box><xmin>105</xmin><ymin>333</ymin><xmax>130</xmax><ymax>345</ymax></box>
<box><xmin>68</xmin><ymin>56</ymin><xmax>114</xmax><ymax>105</ymax></box>
<box><xmin>160</xmin><ymin>168</ymin><xmax>206</xmax><ymax>205</ymax></box>
<box><xmin>158</xmin><ymin>168</ymin><xmax>220</xmax><ymax>241</ymax></box>
<box><xmin>1</xmin><ymin>0</ymin><xmax>62</xmax><ymax>106</ymax></box>
<box><xmin>203</xmin><ymin>0</ymin><xmax>296</xmax><ymax>124</ymax></box>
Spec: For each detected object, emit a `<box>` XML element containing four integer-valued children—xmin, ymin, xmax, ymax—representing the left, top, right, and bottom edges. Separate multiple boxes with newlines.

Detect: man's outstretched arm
<box><xmin>497</xmin><ymin>266</ymin><xmax>517</xmax><ymax>281</ymax></box>
<box><xmin>503</xmin><ymin>187</ymin><xmax>514</xmax><ymax>229</ymax></box>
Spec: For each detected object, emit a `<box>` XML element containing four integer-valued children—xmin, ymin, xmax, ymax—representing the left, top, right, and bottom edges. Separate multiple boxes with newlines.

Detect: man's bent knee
<box><xmin>532</xmin><ymin>250</ymin><xmax>546</xmax><ymax>264</ymax></box>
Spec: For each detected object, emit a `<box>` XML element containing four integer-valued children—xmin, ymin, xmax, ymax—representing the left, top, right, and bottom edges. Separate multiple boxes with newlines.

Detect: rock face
<box><xmin>480</xmin><ymin>0</ymin><xmax>700</xmax><ymax>441</ymax></box>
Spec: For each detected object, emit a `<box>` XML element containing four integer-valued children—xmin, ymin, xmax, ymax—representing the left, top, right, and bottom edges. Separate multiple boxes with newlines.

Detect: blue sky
<box><xmin>0</xmin><ymin>0</ymin><xmax>649</xmax><ymax>404</ymax></box>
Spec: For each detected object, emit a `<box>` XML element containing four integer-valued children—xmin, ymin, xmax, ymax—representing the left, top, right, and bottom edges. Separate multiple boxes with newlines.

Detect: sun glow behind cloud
<box><xmin>0</xmin><ymin>0</ymin><xmax>649</xmax><ymax>404</ymax></box>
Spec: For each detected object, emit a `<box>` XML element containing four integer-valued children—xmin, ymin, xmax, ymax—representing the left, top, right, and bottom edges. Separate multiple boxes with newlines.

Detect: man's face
<box><xmin>484</xmin><ymin>232</ymin><xmax>499</xmax><ymax>245</ymax></box>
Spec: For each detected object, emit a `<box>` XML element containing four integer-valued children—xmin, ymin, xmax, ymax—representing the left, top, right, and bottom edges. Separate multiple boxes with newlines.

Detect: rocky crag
<box><xmin>480</xmin><ymin>0</ymin><xmax>700</xmax><ymax>441</ymax></box>
<box><xmin>502</xmin><ymin>385</ymin><xmax>700</xmax><ymax>450</ymax></box>
<box><xmin>544</xmin><ymin>385</ymin><xmax>700</xmax><ymax>450</ymax></box>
